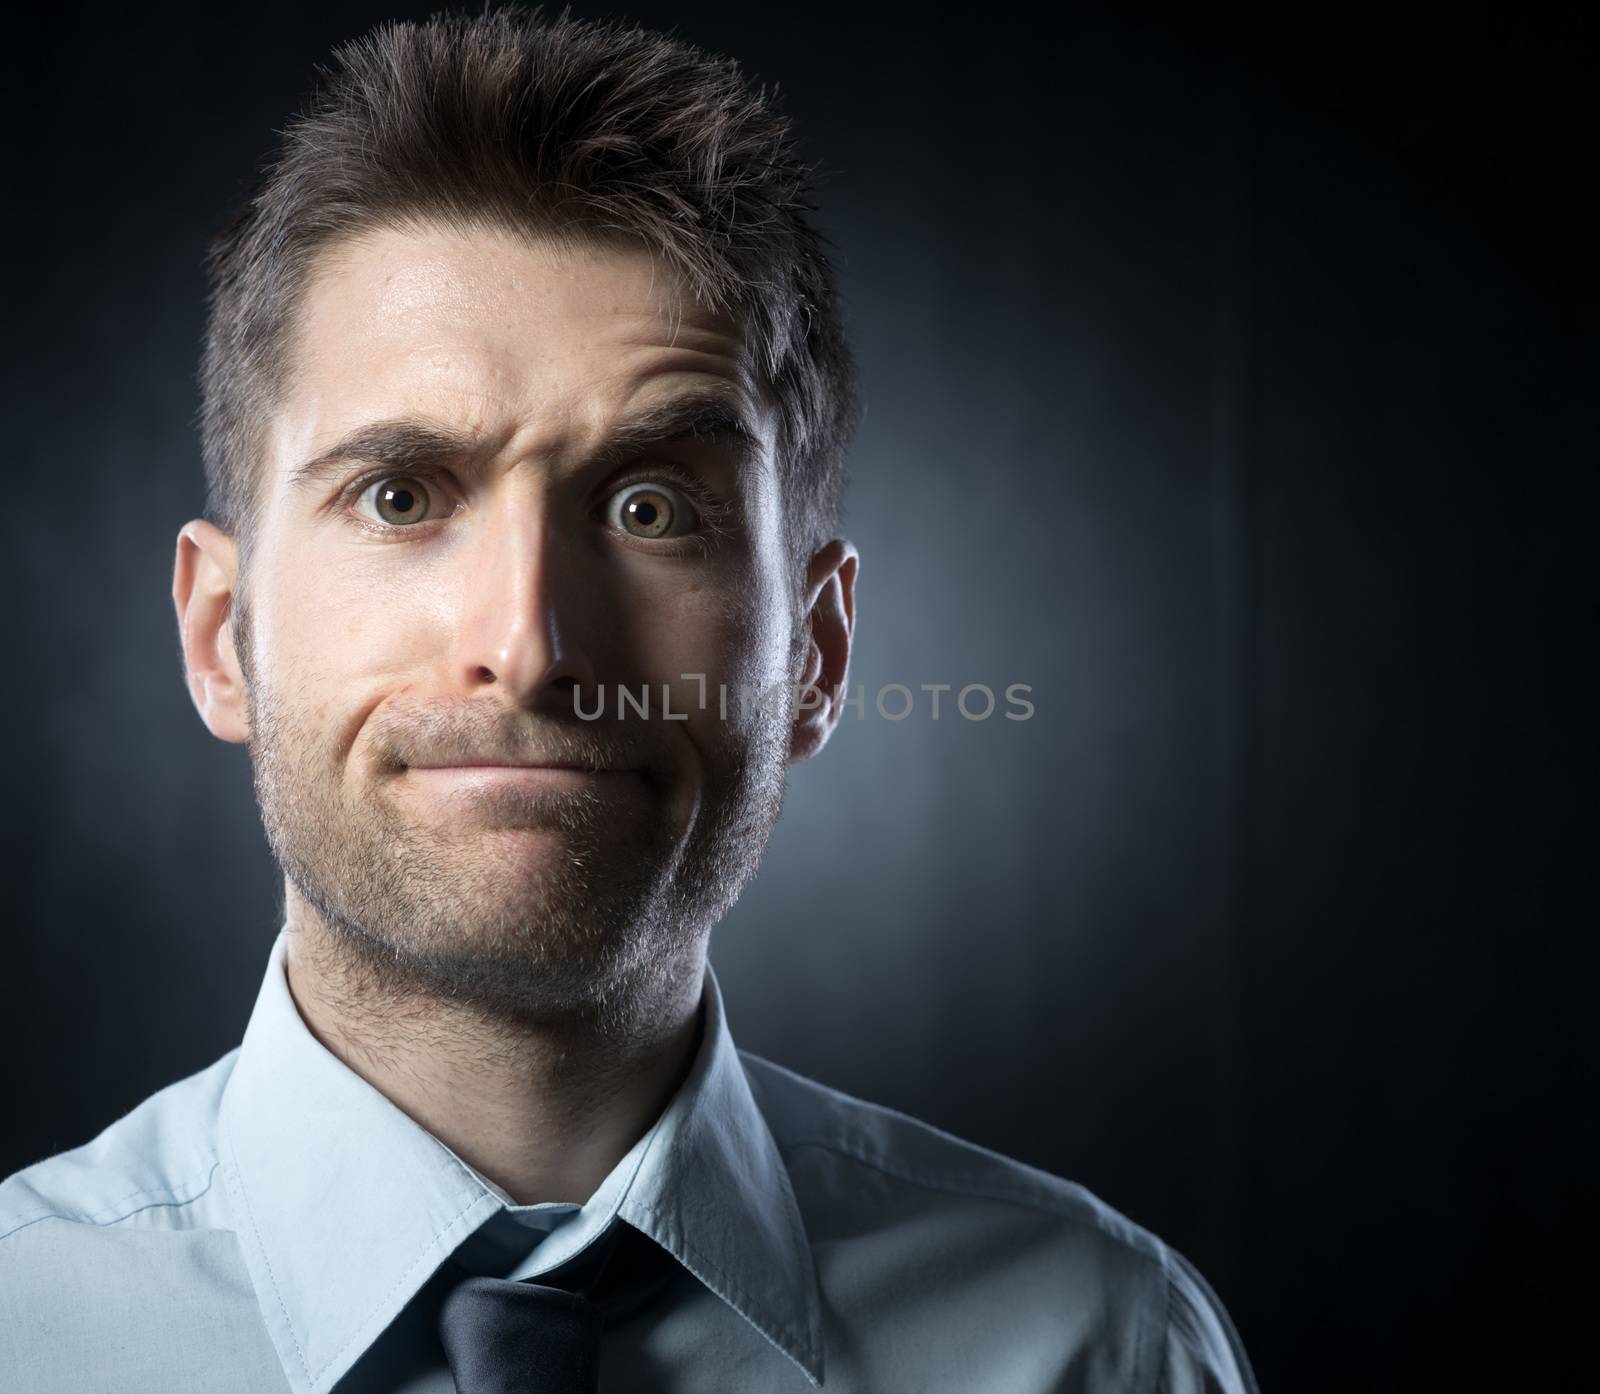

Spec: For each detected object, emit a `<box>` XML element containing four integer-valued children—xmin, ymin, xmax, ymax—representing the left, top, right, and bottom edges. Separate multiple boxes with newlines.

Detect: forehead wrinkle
<box><xmin>271</xmin><ymin>223</ymin><xmax>774</xmax><ymax>499</ymax></box>
<box><xmin>508</xmin><ymin>384</ymin><xmax>770</xmax><ymax>488</ymax></box>
<box><xmin>281</xmin><ymin>219</ymin><xmax>746</xmax><ymax>390</ymax></box>
<box><xmin>277</xmin><ymin>362</ymin><xmax>768</xmax><ymax>502</ymax></box>
<box><xmin>475</xmin><ymin>324</ymin><xmax>767</xmax><ymax>462</ymax></box>
<box><xmin>358</xmin><ymin>309</ymin><xmax>755</xmax><ymax>443</ymax></box>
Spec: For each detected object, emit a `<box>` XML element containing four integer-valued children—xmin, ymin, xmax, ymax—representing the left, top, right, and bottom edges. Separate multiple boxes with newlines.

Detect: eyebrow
<box><xmin>286</xmin><ymin>391</ymin><xmax>762</xmax><ymax>497</ymax></box>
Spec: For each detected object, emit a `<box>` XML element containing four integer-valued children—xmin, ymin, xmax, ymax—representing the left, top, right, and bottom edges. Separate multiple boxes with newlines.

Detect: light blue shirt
<box><xmin>1</xmin><ymin>929</ymin><xmax>1257</xmax><ymax>1392</ymax></box>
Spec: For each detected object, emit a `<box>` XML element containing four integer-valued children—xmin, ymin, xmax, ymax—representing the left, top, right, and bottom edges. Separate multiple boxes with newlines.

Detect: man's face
<box><xmin>224</xmin><ymin>223</ymin><xmax>806</xmax><ymax>1024</ymax></box>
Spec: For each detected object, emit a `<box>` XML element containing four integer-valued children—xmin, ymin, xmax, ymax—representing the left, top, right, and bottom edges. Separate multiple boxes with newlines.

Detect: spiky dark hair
<box><xmin>199</xmin><ymin>5</ymin><xmax>858</xmax><ymax>586</ymax></box>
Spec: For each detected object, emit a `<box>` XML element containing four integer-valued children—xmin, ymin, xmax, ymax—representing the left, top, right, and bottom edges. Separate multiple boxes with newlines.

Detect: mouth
<box><xmin>399</xmin><ymin>763</ymin><xmax>647</xmax><ymax>796</ymax></box>
<box><xmin>406</xmin><ymin>762</ymin><xmax>619</xmax><ymax>773</ymax></box>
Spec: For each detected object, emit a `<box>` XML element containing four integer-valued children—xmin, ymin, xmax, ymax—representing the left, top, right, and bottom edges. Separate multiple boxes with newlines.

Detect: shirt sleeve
<box><xmin>1154</xmin><ymin>1246</ymin><xmax>1260</xmax><ymax>1394</ymax></box>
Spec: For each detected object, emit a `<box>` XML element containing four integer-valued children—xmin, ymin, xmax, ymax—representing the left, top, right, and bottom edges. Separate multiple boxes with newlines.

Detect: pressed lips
<box><xmin>400</xmin><ymin>761</ymin><xmax>647</xmax><ymax>791</ymax></box>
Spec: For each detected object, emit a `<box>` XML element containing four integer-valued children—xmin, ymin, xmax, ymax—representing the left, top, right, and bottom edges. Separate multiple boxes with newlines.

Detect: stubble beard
<box><xmin>233</xmin><ymin>596</ymin><xmax>792</xmax><ymax>1038</ymax></box>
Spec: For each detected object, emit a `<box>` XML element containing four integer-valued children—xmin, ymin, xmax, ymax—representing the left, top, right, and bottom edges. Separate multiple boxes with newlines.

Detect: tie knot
<box><xmin>438</xmin><ymin>1274</ymin><xmax>603</xmax><ymax>1394</ymax></box>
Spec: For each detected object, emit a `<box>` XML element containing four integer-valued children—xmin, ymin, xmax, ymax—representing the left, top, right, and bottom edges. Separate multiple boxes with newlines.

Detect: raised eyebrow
<box><xmin>592</xmin><ymin>395</ymin><xmax>762</xmax><ymax>468</ymax></box>
<box><xmin>287</xmin><ymin>396</ymin><xmax>761</xmax><ymax>496</ymax></box>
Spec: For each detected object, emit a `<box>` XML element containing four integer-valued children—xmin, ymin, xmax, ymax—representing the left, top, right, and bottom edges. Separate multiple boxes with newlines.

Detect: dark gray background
<box><xmin>3</xmin><ymin>5</ymin><xmax>1591</xmax><ymax>1391</ymax></box>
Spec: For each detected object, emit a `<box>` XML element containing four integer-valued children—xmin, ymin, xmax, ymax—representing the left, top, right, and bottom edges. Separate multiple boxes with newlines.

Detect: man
<box><xmin>0</xmin><ymin>9</ymin><xmax>1257</xmax><ymax>1392</ymax></box>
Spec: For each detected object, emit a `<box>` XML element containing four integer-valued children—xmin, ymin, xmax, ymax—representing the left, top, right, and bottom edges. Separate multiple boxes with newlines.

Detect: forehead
<box><xmin>267</xmin><ymin>221</ymin><xmax>767</xmax><ymax>481</ymax></box>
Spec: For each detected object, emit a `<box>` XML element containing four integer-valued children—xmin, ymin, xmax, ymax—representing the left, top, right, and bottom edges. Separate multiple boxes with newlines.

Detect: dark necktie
<box><xmin>438</xmin><ymin>1222</ymin><xmax>671</xmax><ymax>1394</ymax></box>
<box><xmin>438</xmin><ymin>1274</ymin><xmax>604</xmax><ymax>1394</ymax></box>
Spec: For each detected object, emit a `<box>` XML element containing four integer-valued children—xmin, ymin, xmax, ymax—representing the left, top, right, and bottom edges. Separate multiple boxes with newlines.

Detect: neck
<box><xmin>280</xmin><ymin>896</ymin><xmax>707</xmax><ymax>1207</ymax></box>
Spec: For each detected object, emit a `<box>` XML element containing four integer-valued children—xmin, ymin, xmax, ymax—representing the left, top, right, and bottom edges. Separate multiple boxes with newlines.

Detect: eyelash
<box><xmin>339</xmin><ymin>463</ymin><xmax>735</xmax><ymax>554</ymax></box>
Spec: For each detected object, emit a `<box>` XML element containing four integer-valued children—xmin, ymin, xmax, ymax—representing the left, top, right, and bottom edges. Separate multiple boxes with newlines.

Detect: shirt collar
<box><xmin>218</xmin><ymin>927</ymin><xmax>823</xmax><ymax>1394</ymax></box>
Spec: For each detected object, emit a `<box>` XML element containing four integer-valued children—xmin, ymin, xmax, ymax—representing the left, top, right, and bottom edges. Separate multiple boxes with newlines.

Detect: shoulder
<box><xmin>740</xmin><ymin>1050</ymin><xmax>1259</xmax><ymax>1394</ymax></box>
<box><xmin>0</xmin><ymin>1049</ymin><xmax>238</xmax><ymax>1248</ymax></box>
<box><xmin>0</xmin><ymin>1052</ymin><xmax>280</xmax><ymax>1389</ymax></box>
<box><xmin>741</xmin><ymin>1047</ymin><xmax>1159</xmax><ymax>1253</ymax></box>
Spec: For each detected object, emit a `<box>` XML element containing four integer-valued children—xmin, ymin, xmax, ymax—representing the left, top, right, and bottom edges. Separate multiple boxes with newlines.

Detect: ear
<box><xmin>788</xmin><ymin>538</ymin><xmax>859</xmax><ymax>765</ymax></box>
<box><xmin>173</xmin><ymin>519</ymin><xmax>250</xmax><ymax>744</ymax></box>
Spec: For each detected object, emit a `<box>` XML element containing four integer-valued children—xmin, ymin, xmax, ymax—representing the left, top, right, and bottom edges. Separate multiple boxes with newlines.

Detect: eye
<box><xmin>606</xmin><ymin>481</ymin><xmax>700</xmax><ymax>540</ymax></box>
<box><xmin>356</xmin><ymin>475</ymin><xmax>439</xmax><ymax>528</ymax></box>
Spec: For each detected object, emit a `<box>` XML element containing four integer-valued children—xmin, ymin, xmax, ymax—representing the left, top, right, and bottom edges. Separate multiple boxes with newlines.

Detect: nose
<box><xmin>448</xmin><ymin>478</ymin><xmax>597</xmax><ymax>712</ymax></box>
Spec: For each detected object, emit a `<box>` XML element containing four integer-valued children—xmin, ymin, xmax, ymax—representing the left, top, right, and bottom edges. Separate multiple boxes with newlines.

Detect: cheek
<box><xmin>252</xmin><ymin>539</ymin><xmax>427</xmax><ymax>736</ymax></box>
<box><xmin>616</xmin><ymin>466</ymin><xmax>793</xmax><ymax>700</ymax></box>
<box><xmin>285</xmin><ymin>517</ymin><xmax>470</xmax><ymax>648</ymax></box>
<box><xmin>635</xmin><ymin>568</ymin><xmax>792</xmax><ymax>709</ymax></box>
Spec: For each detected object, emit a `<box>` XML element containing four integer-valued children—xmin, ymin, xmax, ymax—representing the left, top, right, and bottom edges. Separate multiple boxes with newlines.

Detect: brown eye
<box><xmin>607</xmin><ymin>482</ymin><xmax>696</xmax><ymax>540</ymax></box>
<box><xmin>362</xmin><ymin>475</ymin><xmax>436</xmax><ymax>527</ymax></box>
